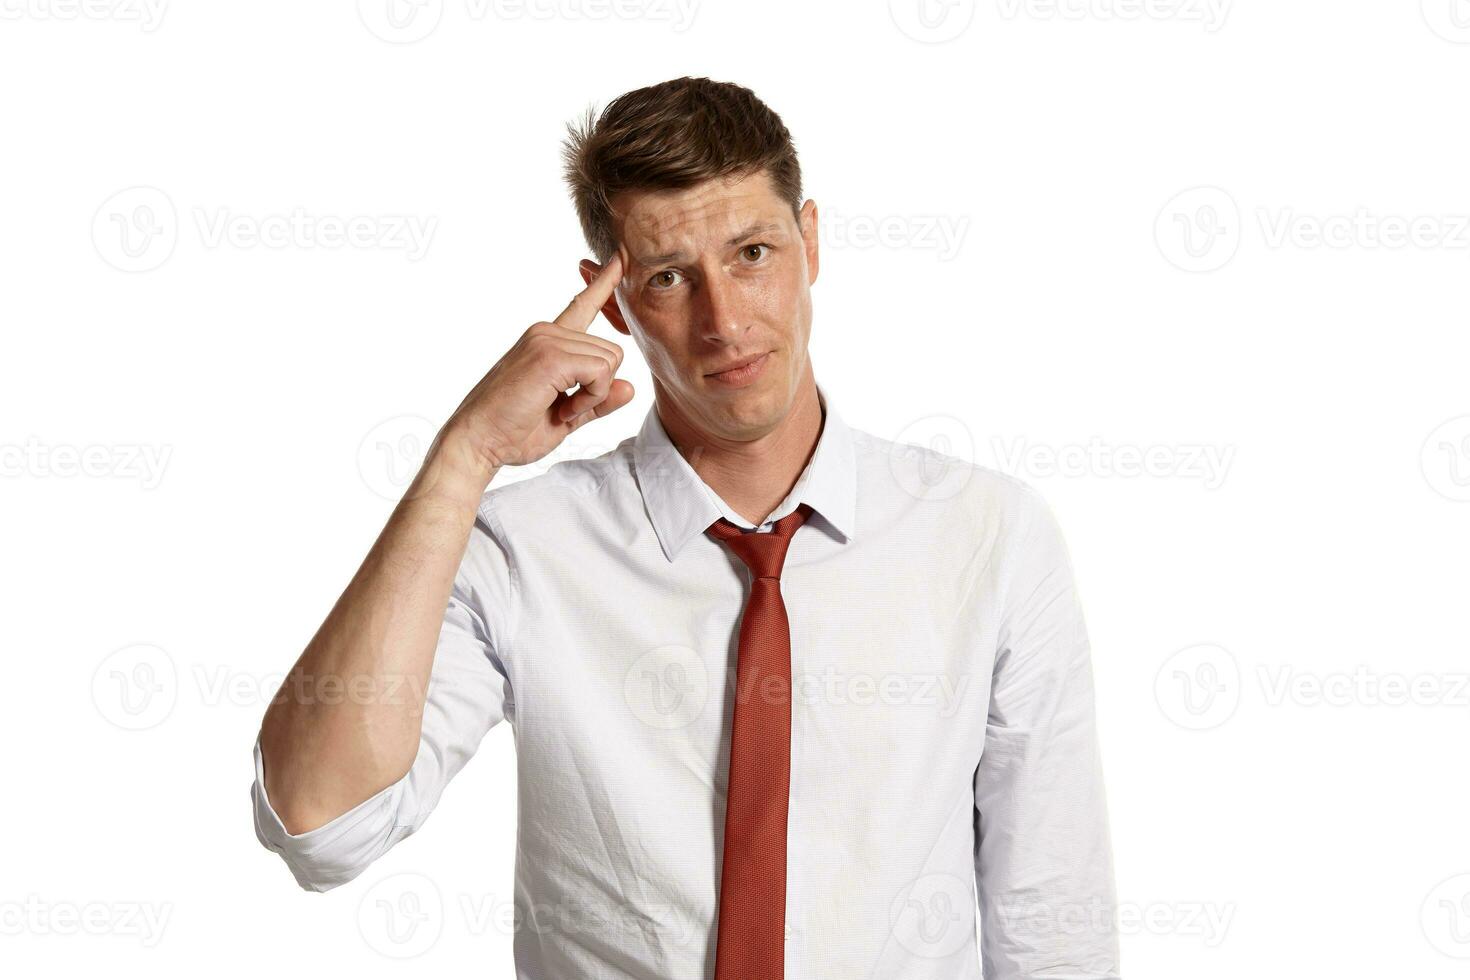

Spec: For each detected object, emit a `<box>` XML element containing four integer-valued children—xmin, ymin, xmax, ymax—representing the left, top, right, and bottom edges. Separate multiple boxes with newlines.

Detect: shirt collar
<box><xmin>632</xmin><ymin>381</ymin><xmax>857</xmax><ymax>562</ymax></box>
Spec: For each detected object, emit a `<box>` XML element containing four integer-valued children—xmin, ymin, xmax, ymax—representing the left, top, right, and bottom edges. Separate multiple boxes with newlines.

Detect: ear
<box><xmin>578</xmin><ymin>257</ymin><xmax>631</xmax><ymax>335</ymax></box>
<box><xmin>799</xmin><ymin>199</ymin><xmax>820</xmax><ymax>285</ymax></box>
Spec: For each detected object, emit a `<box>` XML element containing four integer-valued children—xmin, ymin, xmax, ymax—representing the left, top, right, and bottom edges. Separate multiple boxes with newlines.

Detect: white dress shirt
<box><xmin>251</xmin><ymin>381</ymin><xmax>1121</xmax><ymax>979</ymax></box>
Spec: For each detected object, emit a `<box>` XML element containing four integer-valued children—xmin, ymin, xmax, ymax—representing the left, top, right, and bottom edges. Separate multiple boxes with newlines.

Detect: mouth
<box><xmin>705</xmin><ymin>351</ymin><xmax>772</xmax><ymax>387</ymax></box>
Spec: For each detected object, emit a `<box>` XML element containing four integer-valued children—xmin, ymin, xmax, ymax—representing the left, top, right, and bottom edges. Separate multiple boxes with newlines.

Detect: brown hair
<box><xmin>561</xmin><ymin>76</ymin><xmax>803</xmax><ymax>263</ymax></box>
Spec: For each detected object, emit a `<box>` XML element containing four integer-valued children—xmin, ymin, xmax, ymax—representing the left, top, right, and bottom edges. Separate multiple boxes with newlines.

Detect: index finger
<box><xmin>554</xmin><ymin>254</ymin><xmax>623</xmax><ymax>332</ymax></box>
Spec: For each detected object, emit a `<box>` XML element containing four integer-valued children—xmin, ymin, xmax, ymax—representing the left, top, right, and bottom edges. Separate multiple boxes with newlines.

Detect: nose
<box><xmin>696</xmin><ymin>267</ymin><xmax>747</xmax><ymax>343</ymax></box>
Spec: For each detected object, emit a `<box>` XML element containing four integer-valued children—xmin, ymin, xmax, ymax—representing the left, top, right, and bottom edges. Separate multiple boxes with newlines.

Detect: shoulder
<box><xmin>851</xmin><ymin>422</ymin><xmax>1054</xmax><ymax>538</ymax></box>
<box><xmin>450</xmin><ymin>436</ymin><xmax>635</xmax><ymax>619</ymax></box>
<box><xmin>474</xmin><ymin>433</ymin><xmax>637</xmax><ymax>536</ymax></box>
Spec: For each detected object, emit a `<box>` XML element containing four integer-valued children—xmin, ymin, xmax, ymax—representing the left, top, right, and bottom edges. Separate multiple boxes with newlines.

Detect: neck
<box><xmin>656</xmin><ymin>373</ymin><xmax>824</xmax><ymax>527</ymax></box>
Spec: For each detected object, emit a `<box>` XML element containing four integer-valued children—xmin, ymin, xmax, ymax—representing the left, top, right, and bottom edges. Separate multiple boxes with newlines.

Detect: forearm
<box><xmin>258</xmin><ymin>432</ymin><xmax>497</xmax><ymax>835</ymax></box>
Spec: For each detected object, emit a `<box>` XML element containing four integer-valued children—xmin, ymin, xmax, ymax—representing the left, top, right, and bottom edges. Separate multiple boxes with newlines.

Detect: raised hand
<box><xmin>441</xmin><ymin>255</ymin><xmax>634</xmax><ymax>482</ymax></box>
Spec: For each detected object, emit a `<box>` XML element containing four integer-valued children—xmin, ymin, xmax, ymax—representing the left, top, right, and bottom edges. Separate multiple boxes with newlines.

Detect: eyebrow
<box><xmin>634</xmin><ymin>222</ymin><xmax>783</xmax><ymax>268</ymax></box>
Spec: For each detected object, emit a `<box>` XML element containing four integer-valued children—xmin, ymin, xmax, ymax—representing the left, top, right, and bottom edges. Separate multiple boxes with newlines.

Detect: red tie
<box><xmin>705</xmin><ymin>502</ymin><xmax>812</xmax><ymax>980</ymax></box>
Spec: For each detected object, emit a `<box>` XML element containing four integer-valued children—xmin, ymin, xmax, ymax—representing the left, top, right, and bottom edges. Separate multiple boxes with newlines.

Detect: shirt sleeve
<box><xmin>250</xmin><ymin>504</ymin><xmax>516</xmax><ymax>893</ymax></box>
<box><xmin>972</xmin><ymin>487</ymin><xmax>1121</xmax><ymax>979</ymax></box>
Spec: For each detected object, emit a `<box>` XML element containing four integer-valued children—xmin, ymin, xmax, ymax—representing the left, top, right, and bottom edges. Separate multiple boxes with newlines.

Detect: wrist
<box><xmin>409</xmin><ymin>429</ymin><xmax>500</xmax><ymax>510</ymax></box>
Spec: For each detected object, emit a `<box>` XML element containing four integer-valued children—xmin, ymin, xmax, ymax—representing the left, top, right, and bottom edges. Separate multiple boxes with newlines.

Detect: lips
<box><xmin>707</xmin><ymin>352</ymin><xmax>769</xmax><ymax>376</ymax></box>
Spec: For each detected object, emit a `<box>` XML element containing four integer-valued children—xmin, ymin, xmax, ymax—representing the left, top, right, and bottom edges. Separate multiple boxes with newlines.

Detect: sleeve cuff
<box><xmin>250</xmin><ymin>736</ymin><xmax>409</xmax><ymax>892</ymax></box>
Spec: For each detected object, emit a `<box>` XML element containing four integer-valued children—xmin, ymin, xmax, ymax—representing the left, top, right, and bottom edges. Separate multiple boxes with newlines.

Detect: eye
<box><xmin>648</xmin><ymin>269</ymin><xmax>685</xmax><ymax>290</ymax></box>
<box><xmin>739</xmin><ymin>243</ymin><xmax>770</xmax><ymax>263</ymax></box>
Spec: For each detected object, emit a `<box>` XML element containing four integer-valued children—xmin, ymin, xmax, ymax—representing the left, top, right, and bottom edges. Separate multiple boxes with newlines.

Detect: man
<box><xmin>252</xmin><ymin>75</ymin><xmax>1121</xmax><ymax>979</ymax></box>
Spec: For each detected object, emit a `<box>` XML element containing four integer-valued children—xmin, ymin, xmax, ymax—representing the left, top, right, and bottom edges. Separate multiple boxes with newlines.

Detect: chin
<box><xmin>709</xmin><ymin>380</ymin><xmax>789</xmax><ymax>428</ymax></box>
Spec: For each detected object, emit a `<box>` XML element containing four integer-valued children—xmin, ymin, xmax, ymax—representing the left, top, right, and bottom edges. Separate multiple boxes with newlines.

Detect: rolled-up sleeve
<box><xmin>973</xmin><ymin>488</ymin><xmax>1121</xmax><ymax>979</ymax></box>
<box><xmin>251</xmin><ymin>503</ymin><xmax>516</xmax><ymax>892</ymax></box>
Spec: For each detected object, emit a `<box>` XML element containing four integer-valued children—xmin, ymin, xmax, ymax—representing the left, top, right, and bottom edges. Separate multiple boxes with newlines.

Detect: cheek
<box><xmin>752</xmin><ymin>262</ymin><xmax>806</xmax><ymax>323</ymax></box>
<box><xmin>614</xmin><ymin>291</ymin><xmax>655</xmax><ymax>338</ymax></box>
<box><xmin>625</xmin><ymin>293</ymin><xmax>682</xmax><ymax>343</ymax></box>
<box><xmin>720</xmin><ymin>256</ymin><xmax>800</xmax><ymax>316</ymax></box>
<box><xmin>620</xmin><ymin>296</ymin><xmax>687</xmax><ymax>369</ymax></box>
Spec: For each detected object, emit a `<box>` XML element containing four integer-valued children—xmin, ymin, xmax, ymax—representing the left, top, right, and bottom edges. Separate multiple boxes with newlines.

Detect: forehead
<box><xmin>612</xmin><ymin>171</ymin><xmax>792</xmax><ymax>261</ymax></box>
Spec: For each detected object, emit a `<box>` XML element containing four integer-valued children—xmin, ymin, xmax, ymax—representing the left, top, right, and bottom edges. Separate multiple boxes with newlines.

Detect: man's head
<box><xmin>562</xmin><ymin>76</ymin><xmax>820</xmax><ymax>442</ymax></box>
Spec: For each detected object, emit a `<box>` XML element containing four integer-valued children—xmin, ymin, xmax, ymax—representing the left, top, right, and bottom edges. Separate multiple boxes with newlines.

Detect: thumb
<box><xmin>594</xmin><ymin>378</ymin><xmax>636</xmax><ymax>417</ymax></box>
<box><xmin>570</xmin><ymin>378</ymin><xmax>636</xmax><ymax>428</ymax></box>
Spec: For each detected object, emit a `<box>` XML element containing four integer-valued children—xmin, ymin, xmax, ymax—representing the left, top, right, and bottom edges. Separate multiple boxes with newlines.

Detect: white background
<box><xmin>3</xmin><ymin>1</ymin><xmax>1469</xmax><ymax>977</ymax></box>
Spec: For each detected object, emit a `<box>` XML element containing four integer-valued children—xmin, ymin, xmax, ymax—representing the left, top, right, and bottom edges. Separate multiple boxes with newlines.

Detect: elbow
<box><xmin>250</xmin><ymin>735</ymin><xmax>416</xmax><ymax>893</ymax></box>
<box><xmin>256</xmin><ymin>727</ymin><xmax>322</xmax><ymax>835</ymax></box>
<box><xmin>250</xmin><ymin>771</ymin><xmax>409</xmax><ymax>893</ymax></box>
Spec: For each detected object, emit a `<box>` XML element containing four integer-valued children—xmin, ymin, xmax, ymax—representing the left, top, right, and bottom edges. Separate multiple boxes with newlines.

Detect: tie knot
<box><xmin>706</xmin><ymin>503</ymin><xmax>812</xmax><ymax>580</ymax></box>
